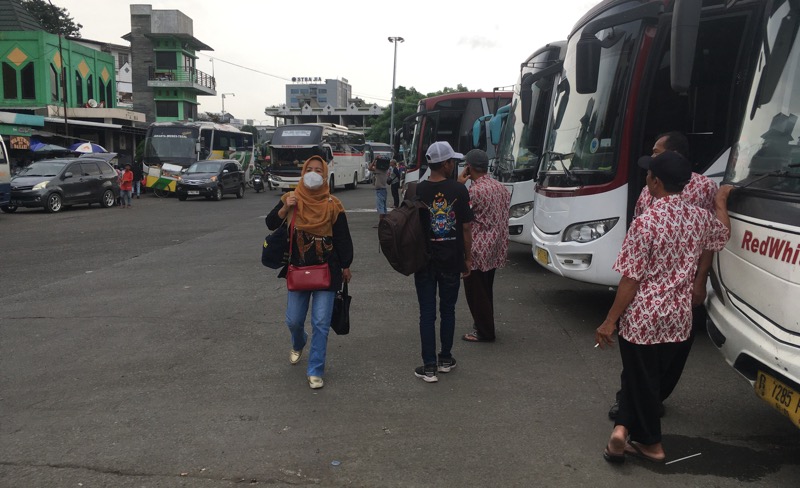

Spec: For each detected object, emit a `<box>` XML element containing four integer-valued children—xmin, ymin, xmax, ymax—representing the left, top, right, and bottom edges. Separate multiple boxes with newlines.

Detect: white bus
<box><xmin>268</xmin><ymin>123</ymin><xmax>365</xmax><ymax>192</ymax></box>
<box><xmin>706</xmin><ymin>0</ymin><xmax>800</xmax><ymax>429</ymax></box>
<box><xmin>493</xmin><ymin>42</ymin><xmax>566</xmax><ymax>245</ymax></box>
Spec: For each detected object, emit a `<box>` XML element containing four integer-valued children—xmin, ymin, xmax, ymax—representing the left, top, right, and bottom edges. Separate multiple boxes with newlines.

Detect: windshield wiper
<box><xmin>732</xmin><ymin>163</ymin><xmax>800</xmax><ymax>189</ymax></box>
<box><xmin>544</xmin><ymin>151</ymin><xmax>580</xmax><ymax>184</ymax></box>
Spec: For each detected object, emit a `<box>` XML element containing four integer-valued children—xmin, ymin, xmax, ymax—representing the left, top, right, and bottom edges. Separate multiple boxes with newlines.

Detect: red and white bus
<box><xmin>532</xmin><ymin>0</ymin><xmax>767</xmax><ymax>286</ymax></box>
<box><xmin>396</xmin><ymin>91</ymin><xmax>512</xmax><ymax>192</ymax></box>
<box><xmin>268</xmin><ymin>123</ymin><xmax>365</xmax><ymax>192</ymax></box>
<box><xmin>706</xmin><ymin>0</ymin><xmax>800</xmax><ymax>429</ymax></box>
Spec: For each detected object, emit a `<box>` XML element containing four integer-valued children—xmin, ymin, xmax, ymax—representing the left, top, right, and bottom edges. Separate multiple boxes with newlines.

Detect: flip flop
<box><xmin>603</xmin><ymin>445</ymin><xmax>625</xmax><ymax>464</ymax></box>
<box><xmin>625</xmin><ymin>441</ymin><xmax>666</xmax><ymax>464</ymax></box>
<box><xmin>462</xmin><ymin>331</ymin><xmax>494</xmax><ymax>342</ymax></box>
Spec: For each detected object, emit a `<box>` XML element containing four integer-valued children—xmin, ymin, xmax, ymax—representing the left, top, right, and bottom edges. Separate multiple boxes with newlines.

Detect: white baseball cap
<box><xmin>425</xmin><ymin>141</ymin><xmax>463</xmax><ymax>164</ymax></box>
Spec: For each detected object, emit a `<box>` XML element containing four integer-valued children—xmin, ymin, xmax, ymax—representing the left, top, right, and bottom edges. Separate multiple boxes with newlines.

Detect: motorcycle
<box><xmin>252</xmin><ymin>174</ymin><xmax>265</xmax><ymax>193</ymax></box>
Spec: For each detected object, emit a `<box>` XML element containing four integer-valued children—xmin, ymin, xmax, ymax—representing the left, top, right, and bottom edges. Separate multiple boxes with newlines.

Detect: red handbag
<box><xmin>285</xmin><ymin>210</ymin><xmax>331</xmax><ymax>291</ymax></box>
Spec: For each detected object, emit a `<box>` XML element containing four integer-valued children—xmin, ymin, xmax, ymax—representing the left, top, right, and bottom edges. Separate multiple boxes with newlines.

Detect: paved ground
<box><xmin>0</xmin><ymin>186</ymin><xmax>798</xmax><ymax>487</ymax></box>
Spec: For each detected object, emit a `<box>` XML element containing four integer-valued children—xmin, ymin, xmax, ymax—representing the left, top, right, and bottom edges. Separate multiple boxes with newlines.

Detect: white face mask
<box><xmin>303</xmin><ymin>171</ymin><xmax>324</xmax><ymax>189</ymax></box>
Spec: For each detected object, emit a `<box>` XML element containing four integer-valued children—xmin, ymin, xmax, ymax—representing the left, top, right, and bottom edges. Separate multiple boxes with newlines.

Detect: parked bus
<box><xmin>267</xmin><ymin>123</ymin><xmax>365</xmax><ymax>192</ymax></box>
<box><xmin>396</xmin><ymin>91</ymin><xmax>512</xmax><ymax>193</ymax></box>
<box><xmin>142</xmin><ymin>121</ymin><xmax>255</xmax><ymax>194</ymax></box>
<box><xmin>531</xmin><ymin>0</ymin><xmax>766</xmax><ymax>286</ymax></box>
<box><xmin>706</xmin><ymin>0</ymin><xmax>800</xmax><ymax>429</ymax></box>
<box><xmin>0</xmin><ymin>136</ymin><xmax>10</xmax><ymax>211</ymax></box>
<box><xmin>493</xmin><ymin>42</ymin><xmax>566</xmax><ymax>245</ymax></box>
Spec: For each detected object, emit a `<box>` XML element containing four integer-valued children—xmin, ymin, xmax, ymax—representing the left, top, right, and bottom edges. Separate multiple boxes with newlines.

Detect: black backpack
<box><xmin>378</xmin><ymin>198</ymin><xmax>429</xmax><ymax>275</ymax></box>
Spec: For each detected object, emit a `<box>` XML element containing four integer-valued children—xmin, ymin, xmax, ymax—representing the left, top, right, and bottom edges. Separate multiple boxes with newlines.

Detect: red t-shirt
<box><xmin>120</xmin><ymin>170</ymin><xmax>134</xmax><ymax>191</ymax></box>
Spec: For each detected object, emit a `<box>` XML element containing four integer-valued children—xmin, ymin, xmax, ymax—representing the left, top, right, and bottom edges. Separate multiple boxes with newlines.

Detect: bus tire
<box><xmin>346</xmin><ymin>172</ymin><xmax>357</xmax><ymax>190</ymax></box>
<box><xmin>329</xmin><ymin>175</ymin><xmax>335</xmax><ymax>193</ymax></box>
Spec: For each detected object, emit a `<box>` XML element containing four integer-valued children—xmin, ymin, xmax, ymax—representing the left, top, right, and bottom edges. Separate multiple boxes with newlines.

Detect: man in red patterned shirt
<box><xmin>595</xmin><ymin>151</ymin><xmax>733</xmax><ymax>464</ymax></box>
<box><xmin>457</xmin><ymin>149</ymin><xmax>511</xmax><ymax>342</ymax></box>
<box><xmin>608</xmin><ymin>132</ymin><xmax>719</xmax><ymax>420</ymax></box>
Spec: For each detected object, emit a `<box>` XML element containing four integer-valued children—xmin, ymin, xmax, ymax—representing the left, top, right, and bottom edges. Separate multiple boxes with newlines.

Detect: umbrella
<box><xmin>30</xmin><ymin>142</ymin><xmax>71</xmax><ymax>153</ymax></box>
<box><xmin>69</xmin><ymin>141</ymin><xmax>107</xmax><ymax>153</ymax></box>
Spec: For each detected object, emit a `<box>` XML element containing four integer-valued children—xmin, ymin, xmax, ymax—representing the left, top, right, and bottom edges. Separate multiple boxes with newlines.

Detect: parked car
<box><xmin>175</xmin><ymin>160</ymin><xmax>245</xmax><ymax>201</ymax></box>
<box><xmin>2</xmin><ymin>157</ymin><xmax>119</xmax><ymax>213</ymax></box>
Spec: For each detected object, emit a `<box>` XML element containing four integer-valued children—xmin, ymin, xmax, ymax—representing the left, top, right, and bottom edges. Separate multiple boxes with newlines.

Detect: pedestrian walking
<box><xmin>595</xmin><ymin>150</ymin><xmax>732</xmax><ymax>464</ymax></box>
<box><xmin>132</xmin><ymin>159</ymin><xmax>144</xmax><ymax>198</ymax></box>
<box><xmin>413</xmin><ymin>141</ymin><xmax>473</xmax><ymax>383</ymax></box>
<box><xmin>265</xmin><ymin>156</ymin><xmax>353</xmax><ymax>390</ymax></box>
<box><xmin>457</xmin><ymin>149</ymin><xmax>510</xmax><ymax>343</ymax></box>
<box><xmin>388</xmin><ymin>159</ymin><xmax>401</xmax><ymax>207</ymax></box>
<box><xmin>119</xmin><ymin>163</ymin><xmax>134</xmax><ymax>208</ymax></box>
<box><xmin>607</xmin><ymin>131</ymin><xmax>719</xmax><ymax>420</ymax></box>
<box><xmin>368</xmin><ymin>156</ymin><xmax>390</xmax><ymax>227</ymax></box>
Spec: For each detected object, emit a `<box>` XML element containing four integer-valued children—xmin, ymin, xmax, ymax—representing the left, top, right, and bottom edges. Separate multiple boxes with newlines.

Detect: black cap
<box><xmin>637</xmin><ymin>151</ymin><xmax>691</xmax><ymax>188</ymax></box>
<box><xmin>464</xmin><ymin>149</ymin><xmax>489</xmax><ymax>171</ymax></box>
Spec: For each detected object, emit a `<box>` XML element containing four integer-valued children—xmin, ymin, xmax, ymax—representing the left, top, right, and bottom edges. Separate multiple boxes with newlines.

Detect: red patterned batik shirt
<box><xmin>634</xmin><ymin>172</ymin><xmax>718</xmax><ymax>217</ymax></box>
<box><xmin>468</xmin><ymin>175</ymin><xmax>511</xmax><ymax>271</ymax></box>
<box><xmin>613</xmin><ymin>194</ymin><xmax>730</xmax><ymax>344</ymax></box>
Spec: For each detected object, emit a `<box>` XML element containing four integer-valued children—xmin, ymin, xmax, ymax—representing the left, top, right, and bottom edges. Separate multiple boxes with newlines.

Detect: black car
<box><xmin>175</xmin><ymin>160</ymin><xmax>245</xmax><ymax>201</ymax></box>
<box><xmin>2</xmin><ymin>157</ymin><xmax>119</xmax><ymax>213</ymax></box>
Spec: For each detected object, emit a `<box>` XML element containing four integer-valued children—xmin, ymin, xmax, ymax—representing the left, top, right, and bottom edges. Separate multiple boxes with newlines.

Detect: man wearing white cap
<box><xmin>412</xmin><ymin>141</ymin><xmax>474</xmax><ymax>383</ymax></box>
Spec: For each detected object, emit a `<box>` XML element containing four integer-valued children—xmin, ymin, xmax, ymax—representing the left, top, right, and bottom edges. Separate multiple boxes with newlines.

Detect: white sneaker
<box><xmin>308</xmin><ymin>376</ymin><xmax>324</xmax><ymax>389</ymax></box>
<box><xmin>290</xmin><ymin>349</ymin><xmax>302</xmax><ymax>365</ymax></box>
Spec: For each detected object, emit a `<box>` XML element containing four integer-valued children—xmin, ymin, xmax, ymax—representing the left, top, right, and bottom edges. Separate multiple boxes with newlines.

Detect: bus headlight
<box><xmin>563</xmin><ymin>218</ymin><xmax>619</xmax><ymax>243</ymax></box>
<box><xmin>33</xmin><ymin>181</ymin><xmax>49</xmax><ymax>191</ymax></box>
<box><xmin>509</xmin><ymin>201</ymin><xmax>533</xmax><ymax>219</ymax></box>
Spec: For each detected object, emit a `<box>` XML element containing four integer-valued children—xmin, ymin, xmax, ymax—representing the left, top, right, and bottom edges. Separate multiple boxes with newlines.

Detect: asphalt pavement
<box><xmin>0</xmin><ymin>186</ymin><xmax>798</xmax><ymax>487</ymax></box>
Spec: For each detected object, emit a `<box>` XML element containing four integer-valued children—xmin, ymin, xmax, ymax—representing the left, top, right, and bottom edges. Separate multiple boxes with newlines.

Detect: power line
<box><xmin>199</xmin><ymin>54</ymin><xmax>394</xmax><ymax>104</ymax></box>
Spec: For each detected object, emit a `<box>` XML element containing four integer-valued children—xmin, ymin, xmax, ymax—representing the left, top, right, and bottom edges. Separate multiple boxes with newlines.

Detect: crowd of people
<box><xmin>265</xmin><ymin>134</ymin><xmax>734</xmax><ymax>467</ymax></box>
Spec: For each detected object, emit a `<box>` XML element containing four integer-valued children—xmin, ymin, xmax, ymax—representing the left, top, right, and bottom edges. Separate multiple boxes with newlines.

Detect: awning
<box><xmin>43</xmin><ymin>117</ymin><xmax>123</xmax><ymax>129</ymax></box>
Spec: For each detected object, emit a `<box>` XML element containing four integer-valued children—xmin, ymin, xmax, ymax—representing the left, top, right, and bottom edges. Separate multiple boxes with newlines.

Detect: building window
<box><xmin>156</xmin><ymin>52</ymin><xmax>177</xmax><ymax>70</ymax></box>
<box><xmin>156</xmin><ymin>101</ymin><xmax>179</xmax><ymax>117</ymax></box>
<box><xmin>86</xmin><ymin>74</ymin><xmax>94</xmax><ymax>103</ymax></box>
<box><xmin>291</xmin><ymin>89</ymin><xmax>299</xmax><ymax>94</ymax></box>
<box><xmin>319</xmin><ymin>97</ymin><xmax>327</xmax><ymax>103</ymax></box>
<box><xmin>75</xmin><ymin>70</ymin><xmax>83</xmax><ymax>105</ymax></box>
<box><xmin>50</xmin><ymin>64</ymin><xmax>59</xmax><ymax>101</ymax></box>
<box><xmin>2</xmin><ymin>63</ymin><xmax>17</xmax><ymax>99</ymax></box>
<box><xmin>184</xmin><ymin>102</ymin><xmax>196</xmax><ymax>120</ymax></box>
<box><xmin>117</xmin><ymin>53</ymin><xmax>129</xmax><ymax>69</ymax></box>
<box><xmin>106</xmin><ymin>82</ymin><xmax>113</xmax><ymax>108</ymax></box>
<box><xmin>20</xmin><ymin>63</ymin><xmax>35</xmax><ymax>99</ymax></box>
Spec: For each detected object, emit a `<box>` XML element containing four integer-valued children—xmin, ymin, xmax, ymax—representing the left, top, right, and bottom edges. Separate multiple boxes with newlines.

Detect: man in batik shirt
<box><xmin>458</xmin><ymin>149</ymin><xmax>511</xmax><ymax>342</ymax></box>
<box><xmin>595</xmin><ymin>151</ymin><xmax>732</xmax><ymax>464</ymax></box>
<box><xmin>609</xmin><ymin>131</ymin><xmax>719</xmax><ymax>420</ymax></box>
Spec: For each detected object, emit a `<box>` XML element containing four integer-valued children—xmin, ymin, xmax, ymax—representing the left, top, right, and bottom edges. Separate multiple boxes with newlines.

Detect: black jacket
<box><xmin>266</xmin><ymin>201</ymin><xmax>353</xmax><ymax>291</ymax></box>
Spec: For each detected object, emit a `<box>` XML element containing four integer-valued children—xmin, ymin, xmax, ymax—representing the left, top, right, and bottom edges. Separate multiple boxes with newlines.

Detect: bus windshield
<box><xmin>144</xmin><ymin>126</ymin><xmax>200</xmax><ymax>165</ymax></box>
<box><xmin>726</xmin><ymin>0</ymin><xmax>800</xmax><ymax>196</ymax></box>
<box><xmin>540</xmin><ymin>17</ymin><xmax>642</xmax><ymax>187</ymax></box>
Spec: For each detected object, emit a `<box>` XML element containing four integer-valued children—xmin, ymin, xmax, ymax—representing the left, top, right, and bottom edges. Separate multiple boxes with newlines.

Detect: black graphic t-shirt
<box><xmin>416</xmin><ymin>179</ymin><xmax>474</xmax><ymax>273</ymax></box>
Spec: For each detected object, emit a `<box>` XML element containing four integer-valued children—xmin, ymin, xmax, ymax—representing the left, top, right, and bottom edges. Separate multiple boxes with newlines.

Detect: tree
<box><xmin>22</xmin><ymin>0</ymin><xmax>82</xmax><ymax>37</ymax></box>
<box><xmin>240</xmin><ymin>124</ymin><xmax>259</xmax><ymax>142</ymax></box>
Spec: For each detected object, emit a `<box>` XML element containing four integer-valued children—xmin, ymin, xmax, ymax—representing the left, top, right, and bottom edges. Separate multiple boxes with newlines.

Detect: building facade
<box><xmin>124</xmin><ymin>4</ymin><xmax>216</xmax><ymax>123</ymax></box>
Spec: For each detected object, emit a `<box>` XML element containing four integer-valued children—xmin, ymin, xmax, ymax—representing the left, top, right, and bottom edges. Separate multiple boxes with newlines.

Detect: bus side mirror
<box><xmin>576</xmin><ymin>35</ymin><xmax>601</xmax><ymax>94</ymax></box>
<box><xmin>670</xmin><ymin>0</ymin><xmax>701</xmax><ymax>93</ymax></box>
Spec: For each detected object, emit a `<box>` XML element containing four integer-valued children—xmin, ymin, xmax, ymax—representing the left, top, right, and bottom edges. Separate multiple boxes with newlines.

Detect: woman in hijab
<box><xmin>265</xmin><ymin>156</ymin><xmax>353</xmax><ymax>389</ymax></box>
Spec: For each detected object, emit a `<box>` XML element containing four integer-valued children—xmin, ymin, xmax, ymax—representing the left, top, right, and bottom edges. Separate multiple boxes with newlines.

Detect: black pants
<box><xmin>616</xmin><ymin>336</ymin><xmax>692</xmax><ymax>445</ymax></box>
<box><xmin>463</xmin><ymin>268</ymin><xmax>497</xmax><ymax>340</ymax></box>
<box><xmin>391</xmin><ymin>183</ymin><xmax>400</xmax><ymax>207</ymax></box>
<box><xmin>615</xmin><ymin>305</ymin><xmax>704</xmax><ymax>404</ymax></box>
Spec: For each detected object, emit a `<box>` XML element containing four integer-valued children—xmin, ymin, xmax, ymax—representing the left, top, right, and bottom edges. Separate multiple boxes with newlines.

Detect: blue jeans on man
<box><xmin>132</xmin><ymin>180</ymin><xmax>141</xmax><ymax>197</ymax></box>
<box><xmin>375</xmin><ymin>188</ymin><xmax>387</xmax><ymax>215</ymax></box>
<box><xmin>285</xmin><ymin>290</ymin><xmax>336</xmax><ymax>377</ymax></box>
<box><xmin>414</xmin><ymin>266</ymin><xmax>461</xmax><ymax>366</ymax></box>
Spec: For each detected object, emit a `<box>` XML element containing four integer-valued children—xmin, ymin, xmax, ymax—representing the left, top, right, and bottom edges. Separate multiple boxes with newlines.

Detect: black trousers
<box><xmin>462</xmin><ymin>268</ymin><xmax>496</xmax><ymax>340</ymax></box>
<box><xmin>616</xmin><ymin>336</ymin><xmax>692</xmax><ymax>445</ymax></box>
<box><xmin>615</xmin><ymin>305</ymin><xmax>703</xmax><ymax>403</ymax></box>
<box><xmin>390</xmin><ymin>183</ymin><xmax>400</xmax><ymax>207</ymax></box>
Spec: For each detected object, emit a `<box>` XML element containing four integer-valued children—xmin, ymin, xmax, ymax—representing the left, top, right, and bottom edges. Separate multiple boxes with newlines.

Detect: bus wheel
<box><xmin>346</xmin><ymin>172</ymin><xmax>357</xmax><ymax>190</ymax></box>
<box><xmin>329</xmin><ymin>175</ymin><xmax>335</xmax><ymax>193</ymax></box>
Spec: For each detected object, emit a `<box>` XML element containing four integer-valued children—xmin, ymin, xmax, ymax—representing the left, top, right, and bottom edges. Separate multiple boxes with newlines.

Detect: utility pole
<box><xmin>388</xmin><ymin>37</ymin><xmax>404</xmax><ymax>148</ymax></box>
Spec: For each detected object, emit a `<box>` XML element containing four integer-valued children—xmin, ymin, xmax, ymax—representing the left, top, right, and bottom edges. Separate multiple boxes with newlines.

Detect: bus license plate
<box><xmin>755</xmin><ymin>370</ymin><xmax>800</xmax><ymax>428</ymax></box>
<box><xmin>535</xmin><ymin>246</ymin><xmax>550</xmax><ymax>265</ymax></box>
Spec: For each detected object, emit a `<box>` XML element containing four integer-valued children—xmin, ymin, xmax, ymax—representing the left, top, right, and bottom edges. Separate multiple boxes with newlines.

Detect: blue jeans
<box><xmin>375</xmin><ymin>188</ymin><xmax>387</xmax><ymax>215</ymax></box>
<box><xmin>120</xmin><ymin>190</ymin><xmax>132</xmax><ymax>206</ymax></box>
<box><xmin>414</xmin><ymin>267</ymin><xmax>461</xmax><ymax>366</ymax></box>
<box><xmin>286</xmin><ymin>290</ymin><xmax>336</xmax><ymax>377</ymax></box>
<box><xmin>132</xmin><ymin>180</ymin><xmax>141</xmax><ymax>196</ymax></box>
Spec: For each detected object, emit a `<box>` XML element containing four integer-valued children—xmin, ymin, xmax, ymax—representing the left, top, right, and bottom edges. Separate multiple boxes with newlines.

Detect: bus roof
<box><xmin>419</xmin><ymin>91</ymin><xmax>513</xmax><ymax>105</ymax></box>
<box><xmin>148</xmin><ymin>121</ymin><xmax>246</xmax><ymax>133</ymax></box>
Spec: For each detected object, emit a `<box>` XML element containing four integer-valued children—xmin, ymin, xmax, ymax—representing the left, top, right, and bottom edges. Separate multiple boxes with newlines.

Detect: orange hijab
<box><xmin>281</xmin><ymin>156</ymin><xmax>344</xmax><ymax>237</ymax></box>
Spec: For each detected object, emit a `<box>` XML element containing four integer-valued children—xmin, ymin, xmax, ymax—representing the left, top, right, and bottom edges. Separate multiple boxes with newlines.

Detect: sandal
<box><xmin>624</xmin><ymin>441</ymin><xmax>666</xmax><ymax>463</ymax></box>
<box><xmin>462</xmin><ymin>331</ymin><xmax>494</xmax><ymax>342</ymax></box>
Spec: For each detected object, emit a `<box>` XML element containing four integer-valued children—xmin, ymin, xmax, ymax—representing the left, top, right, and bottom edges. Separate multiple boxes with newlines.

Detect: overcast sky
<box><xmin>55</xmin><ymin>0</ymin><xmax>601</xmax><ymax>122</ymax></box>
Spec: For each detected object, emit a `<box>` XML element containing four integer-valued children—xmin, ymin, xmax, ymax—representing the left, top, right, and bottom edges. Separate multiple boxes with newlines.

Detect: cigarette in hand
<box><xmin>594</xmin><ymin>343</ymin><xmax>600</xmax><ymax>348</ymax></box>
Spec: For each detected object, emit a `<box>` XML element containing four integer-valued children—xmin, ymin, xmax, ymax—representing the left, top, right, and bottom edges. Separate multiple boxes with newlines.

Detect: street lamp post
<box><xmin>221</xmin><ymin>93</ymin><xmax>235</xmax><ymax>116</ymax></box>
<box><xmin>388</xmin><ymin>37</ymin><xmax>404</xmax><ymax>149</ymax></box>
